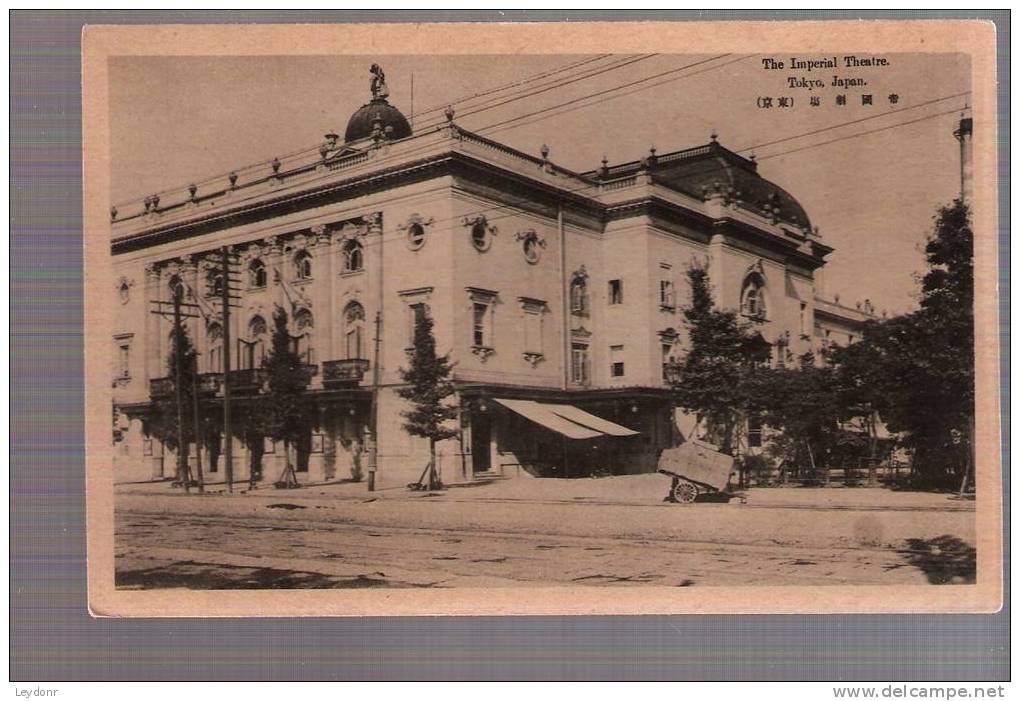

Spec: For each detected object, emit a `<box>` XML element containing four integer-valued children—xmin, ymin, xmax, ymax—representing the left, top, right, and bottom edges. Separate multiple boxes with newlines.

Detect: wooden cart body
<box><xmin>657</xmin><ymin>440</ymin><xmax>735</xmax><ymax>501</ymax></box>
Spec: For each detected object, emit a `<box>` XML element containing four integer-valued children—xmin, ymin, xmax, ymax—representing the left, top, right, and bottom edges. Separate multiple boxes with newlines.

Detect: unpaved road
<box><xmin>115</xmin><ymin>483</ymin><xmax>976</xmax><ymax>589</ymax></box>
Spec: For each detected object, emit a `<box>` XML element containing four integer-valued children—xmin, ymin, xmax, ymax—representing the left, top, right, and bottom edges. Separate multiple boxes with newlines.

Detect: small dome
<box><xmin>344</xmin><ymin>98</ymin><xmax>412</xmax><ymax>143</ymax></box>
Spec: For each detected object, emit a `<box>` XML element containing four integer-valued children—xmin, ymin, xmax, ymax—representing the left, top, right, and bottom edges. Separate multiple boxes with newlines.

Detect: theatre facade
<box><xmin>110</xmin><ymin>69</ymin><xmax>869</xmax><ymax>487</ymax></box>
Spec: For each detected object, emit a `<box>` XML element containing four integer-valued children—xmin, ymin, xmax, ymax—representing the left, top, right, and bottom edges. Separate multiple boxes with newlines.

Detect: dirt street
<box><xmin>114</xmin><ymin>475</ymin><xmax>977</xmax><ymax>589</ymax></box>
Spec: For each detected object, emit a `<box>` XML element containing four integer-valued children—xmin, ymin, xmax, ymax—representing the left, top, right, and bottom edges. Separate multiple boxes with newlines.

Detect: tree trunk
<box><xmin>428</xmin><ymin>437</ymin><xmax>439</xmax><ymax>491</ymax></box>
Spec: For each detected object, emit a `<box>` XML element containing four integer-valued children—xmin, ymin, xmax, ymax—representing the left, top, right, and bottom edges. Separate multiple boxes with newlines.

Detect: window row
<box><xmin>190</xmin><ymin>302</ymin><xmax>368</xmax><ymax>373</ymax></box>
<box><xmin>568</xmin><ymin>344</ymin><xmax>629</xmax><ymax>385</ymax></box>
<box><xmin>408</xmin><ymin>217</ymin><xmax>543</xmax><ymax>263</ymax></box>
<box><xmin>202</xmin><ymin>242</ymin><xmax>368</xmax><ymax>296</ymax></box>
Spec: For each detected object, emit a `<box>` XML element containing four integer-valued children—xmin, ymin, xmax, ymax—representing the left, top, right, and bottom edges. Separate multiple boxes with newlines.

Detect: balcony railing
<box><xmin>322</xmin><ymin>358</ymin><xmax>370</xmax><ymax>385</ymax></box>
<box><xmin>662</xmin><ymin>362</ymin><xmax>683</xmax><ymax>385</ymax></box>
<box><xmin>227</xmin><ymin>368</ymin><xmax>269</xmax><ymax>393</ymax></box>
<box><xmin>198</xmin><ymin>372</ymin><xmax>222</xmax><ymax>395</ymax></box>
<box><xmin>149</xmin><ymin>377</ymin><xmax>173</xmax><ymax>399</ymax></box>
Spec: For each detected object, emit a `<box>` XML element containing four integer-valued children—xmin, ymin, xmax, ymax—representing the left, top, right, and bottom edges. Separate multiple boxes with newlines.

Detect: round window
<box><xmin>407</xmin><ymin>222</ymin><xmax>426</xmax><ymax>250</ymax></box>
<box><xmin>523</xmin><ymin>236</ymin><xmax>541</xmax><ymax>264</ymax></box>
<box><xmin>471</xmin><ymin>221</ymin><xmax>491</xmax><ymax>251</ymax></box>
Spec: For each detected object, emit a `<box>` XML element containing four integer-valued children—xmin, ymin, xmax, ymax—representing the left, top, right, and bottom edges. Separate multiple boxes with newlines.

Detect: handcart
<box><xmin>657</xmin><ymin>439</ymin><xmax>736</xmax><ymax>503</ymax></box>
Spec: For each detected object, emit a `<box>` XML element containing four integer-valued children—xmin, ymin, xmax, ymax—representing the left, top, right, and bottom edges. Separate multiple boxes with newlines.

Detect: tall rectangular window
<box><xmin>472</xmin><ymin>303</ymin><xmax>488</xmax><ymax>347</ymax></box>
<box><xmin>571</xmin><ymin>343</ymin><xmax>589</xmax><ymax>385</ymax></box>
<box><xmin>608</xmin><ymin>279</ymin><xmax>623</xmax><ymax>305</ymax></box>
<box><xmin>661</xmin><ymin>343</ymin><xmax>673</xmax><ymax>381</ymax></box>
<box><xmin>748</xmin><ymin>414</ymin><xmax>763</xmax><ymax>448</ymax></box>
<box><xmin>659</xmin><ymin>280</ymin><xmax>675</xmax><ymax>309</ymax></box>
<box><xmin>118</xmin><ymin>344</ymin><xmax>130</xmax><ymax>378</ymax></box>
<box><xmin>409</xmin><ymin>302</ymin><xmax>428</xmax><ymax>345</ymax></box>
<box><xmin>524</xmin><ymin>310</ymin><xmax>543</xmax><ymax>354</ymax></box>
<box><xmin>346</xmin><ymin>326</ymin><xmax>363</xmax><ymax>360</ymax></box>
<box><xmin>610</xmin><ymin>344</ymin><xmax>625</xmax><ymax>377</ymax></box>
<box><xmin>799</xmin><ymin>302</ymin><xmax>807</xmax><ymax>336</ymax></box>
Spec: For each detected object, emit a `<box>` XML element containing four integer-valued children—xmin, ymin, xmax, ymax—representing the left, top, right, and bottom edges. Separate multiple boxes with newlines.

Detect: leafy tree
<box><xmin>397</xmin><ymin>308</ymin><xmax>458</xmax><ymax>490</ymax></box>
<box><xmin>257</xmin><ymin>307</ymin><xmax>314</xmax><ymax>487</ymax></box>
<box><xmin>828</xmin><ymin>199</ymin><xmax>974</xmax><ymax>490</ymax></box>
<box><xmin>752</xmin><ymin>353</ymin><xmax>843</xmax><ymax>480</ymax></box>
<box><xmin>147</xmin><ymin>320</ymin><xmax>199</xmax><ymax>486</ymax></box>
<box><xmin>669</xmin><ymin>265</ymin><xmax>765</xmax><ymax>459</ymax></box>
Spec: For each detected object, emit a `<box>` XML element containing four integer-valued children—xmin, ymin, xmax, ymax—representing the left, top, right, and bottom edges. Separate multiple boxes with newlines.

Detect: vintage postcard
<box><xmin>82</xmin><ymin>20</ymin><xmax>1001</xmax><ymax>616</ymax></box>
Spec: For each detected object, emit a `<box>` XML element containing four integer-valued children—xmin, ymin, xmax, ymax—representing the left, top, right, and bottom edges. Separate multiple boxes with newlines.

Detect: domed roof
<box><xmin>344</xmin><ymin>98</ymin><xmax>412</xmax><ymax>143</ymax></box>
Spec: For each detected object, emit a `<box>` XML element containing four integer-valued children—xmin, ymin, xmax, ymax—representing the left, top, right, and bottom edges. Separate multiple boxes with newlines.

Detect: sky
<box><xmin>109</xmin><ymin>53</ymin><xmax>970</xmax><ymax>315</ymax></box>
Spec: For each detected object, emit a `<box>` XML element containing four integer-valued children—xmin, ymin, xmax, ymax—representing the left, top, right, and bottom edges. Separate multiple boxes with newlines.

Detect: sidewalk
<box><xmin>116</xmin><ymin>473</ymin><xmax>975</xmax><ymax>512</ymax></box>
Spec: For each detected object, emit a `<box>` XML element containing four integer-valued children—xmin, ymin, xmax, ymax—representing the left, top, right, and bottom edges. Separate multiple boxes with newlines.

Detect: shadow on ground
<box><xmin>900</xmin><ymin>535</ymin><xmax>976</xmax><ymax>584</ymax></box>
<box><xmin>116</xmin><ymin>561</ymin><xmax>397</xmax><ymax>590</ymax></box>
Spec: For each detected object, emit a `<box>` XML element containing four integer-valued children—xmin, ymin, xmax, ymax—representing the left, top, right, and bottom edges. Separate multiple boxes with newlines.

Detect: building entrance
<box><xmin>470</xmin><ymin>413</ymin><xmax>492</xmax><ymax>475</ymax></box>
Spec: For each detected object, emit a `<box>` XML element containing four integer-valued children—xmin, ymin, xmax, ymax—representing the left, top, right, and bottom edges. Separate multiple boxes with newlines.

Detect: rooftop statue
<box><xmin>369</xmin><ymin>64</ymin><xmax>389</xmax><ymax>101</ymax></box>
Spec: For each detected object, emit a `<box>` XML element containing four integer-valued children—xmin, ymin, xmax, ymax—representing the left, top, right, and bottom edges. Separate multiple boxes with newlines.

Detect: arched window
<box><xmin>570</xmin><ymin>276</ymin><xmax>588</xmax><ymax>315</ymax></box>
<box><xmin>207</xmin><ymin>270</ymin><xmax>224</xmax><ymax>297</ymax></box>
<box><xmin>206</xmin><ymin>322</ymin><xmax>224</xmax><ymax>373</ymax></box>
<box><xmin>343</xmin><ymin>301</ymin><xmax>366</xmax><ymax>359</ymax></box>
<box><xmin>242</xmin><ymin>315</ymin><xmax>267</xmax><ymax>369</ymax></box>
<box><xmin>342</xmin><ymin>239</ymin><xmax>364</xmax><ymax>273</ymax></box>
<box><xmin>741</xmin><ymin>275</ymin><xmax>767</xmax><ymax>319</ymax></box>
<box><xmin>293</xmin><ymin>250</ymin><xmax>312</xmax><ymax>280</ymax></box>
<box><xmin>292</xmin><ymin>308</ymin><xmax>314</xmax><ymax>363</ymax></box>
<box><xmin>249</xmin><ymin>258</ymin><xmax>267</xmax><ymax>288</ymax></box>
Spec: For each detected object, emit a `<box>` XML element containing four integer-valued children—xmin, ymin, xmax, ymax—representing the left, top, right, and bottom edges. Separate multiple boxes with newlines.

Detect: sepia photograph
<box><xmin>81</xmin><ymin>21</ymin><xmax>1001</xmax><ymax>616</ymax></box>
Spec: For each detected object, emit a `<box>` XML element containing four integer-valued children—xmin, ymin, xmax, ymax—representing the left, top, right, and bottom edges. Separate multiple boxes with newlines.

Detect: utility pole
<box><xmin>191</xmin><ymin>354</ymin><xmax>205</xmax><ymax>493</ymax></box>
<box><xmin>221</xmin><ymin>246</ymin><xmax>234</xmax><ymax>493</ymax></box>
<box><xmin>367</xmin><ymin>310</ymin><xmax>382</xmax><ymax>492</ymax></box>
<box><xmin>172</xmin><ymin>284</ymin><xmax>190</xmax><ymax>493</ymax></box>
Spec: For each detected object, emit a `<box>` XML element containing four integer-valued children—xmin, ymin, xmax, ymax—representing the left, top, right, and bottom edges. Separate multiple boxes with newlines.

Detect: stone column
<box><xmin>707</xmin><ymin>233</ymin><xmax>727</xmax><ymax>307</ymax></box>
<box><xmin>143</xmin><ymin>263</ymin><xmax>160</xmax><ymax>383</ymax></box>
<box><xmin>264</xmin><ymin>235</ymin><xmax>286</xmax><ymax>313</ymax></box>
<box><xmin>312</xmin><ymin>224</ymin><xmax>336</xmax><ymax>364</ymax></box>
<box><xmin>180</xmin><ymin>255</ymin><xmax>202</xmax><ymax>366</ymax></box>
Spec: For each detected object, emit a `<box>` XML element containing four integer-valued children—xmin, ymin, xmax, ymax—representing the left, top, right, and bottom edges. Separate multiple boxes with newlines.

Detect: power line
<box><xmin>407</xmin><ymin>54</ymin><xmax>616</xmax><ymax>122</ymax></box>
<box><xmin>409</xmin><ymin>54</ymin><xmax>660</xmax><ymax>134</ymax></box>
<box><xmin>482</xmin><ymin>55</ymin><xmax>749</xmax><ymax>138</ymax></box>
<box><xmin>113</xmin><ymin>54</ymin><xmax>652</xmax><ymax>206</ymax></box>
<box><xmin>744</xmin><ymin>91</ymin><xmax>971</xmax><ymax>154</ymax></box>
<box><xmin>114</xmin><ymin>55</ymin><xmax>741</xmax><ymax>226</ymax></box>
<box><xmin>117</xmin><ymin>51</ymin><xmax>968</xmax><ymax>244</ymax></box>
<box><xmin>758</xmin><ymin>105</ymin><xmax>967</xmax><ymax>161</ymax></box>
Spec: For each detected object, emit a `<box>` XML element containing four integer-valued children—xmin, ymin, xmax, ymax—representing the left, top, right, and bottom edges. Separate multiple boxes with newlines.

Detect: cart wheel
<box><xmin>672</xmin><ymin>479</ymin><xmax>699</xmax><ymax>504</ymax></box>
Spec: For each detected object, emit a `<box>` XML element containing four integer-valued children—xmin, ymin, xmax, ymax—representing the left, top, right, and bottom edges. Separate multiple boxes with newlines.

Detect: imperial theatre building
<box><xmin>110</xmin><ymin>68</ymin><xmax>869</xmax><ymax>487</ymax></box>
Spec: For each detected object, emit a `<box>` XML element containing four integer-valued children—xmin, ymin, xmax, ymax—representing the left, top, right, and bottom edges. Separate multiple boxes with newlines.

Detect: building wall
<box><xmin>448</xmin><ymin>190</ymin><xmax>567</xmax><ymax>388</ymax></box>
<box><xmin>110</xmin><ymin>137</ymin><xmax>871</xmax><ymax>485</ymax></box>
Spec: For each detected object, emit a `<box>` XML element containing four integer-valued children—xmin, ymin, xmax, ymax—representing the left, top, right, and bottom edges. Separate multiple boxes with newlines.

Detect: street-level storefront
<box><xmin>458</xmin><ymin>384</ymin><xmax>677</xmax><ymax>479</ymax></box>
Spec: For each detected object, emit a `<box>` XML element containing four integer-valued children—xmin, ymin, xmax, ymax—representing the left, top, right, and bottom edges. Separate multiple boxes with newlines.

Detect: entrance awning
<box><xmin>492</xmin><ymin>398</ymin><xmax>638</xmax><ymax>440</ymax></box>
<box><xmin>545</xmin><ymin>403</ymin><xmax>639</xmax><ymax>437</ymax></box>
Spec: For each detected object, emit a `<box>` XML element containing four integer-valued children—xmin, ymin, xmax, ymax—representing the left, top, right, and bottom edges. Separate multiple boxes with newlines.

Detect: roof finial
<box><xmin>444</xmin><ymin>105</ymin><xmax>455</xmax><ymax>123</ymax></box>
<box><xmin>369</xmin><ymin>63</ymin><xmax>389</xmax><ymax>100</ymax></box>
<box><xmin>710</xmin><ymin>128</ymin><xmax>718</xmax><ymax>142</ymax></box>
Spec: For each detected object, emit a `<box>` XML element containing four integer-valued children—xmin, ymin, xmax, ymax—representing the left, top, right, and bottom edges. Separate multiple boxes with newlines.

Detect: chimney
<box><xmin>953</xmin><ymin>116</ymin><xmax>973</xmax><ymax>203</ymax></box>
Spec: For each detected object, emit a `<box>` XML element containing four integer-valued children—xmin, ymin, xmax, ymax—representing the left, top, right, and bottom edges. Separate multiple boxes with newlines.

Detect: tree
<box><xmin>147</xmin><ymin>320</ymin><xmax>199</xmax><ymax>486</ymax></box>
<box><xmin>828</xmin><ymin>199</ymin><xmax>974</xmax><ymax>490</ymax></box>
<box><xmin>669</xmin><ymin>265</ymin><xmax>764</xmax><ymax>458</ymax></box>
<box><xmin>752</xmin><ymin>353</ymin><xmax>843</xmax><ymax>481</ymax></box>
<box><xmin>257</xmin><ymin>307</ymin><xmax>314</xmax><ymax>488</ymax></box>
<box><xmin>397</xmin><ymin>308</ymin><xmax>458</xmax><ymax>490</ymax></box>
